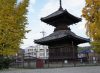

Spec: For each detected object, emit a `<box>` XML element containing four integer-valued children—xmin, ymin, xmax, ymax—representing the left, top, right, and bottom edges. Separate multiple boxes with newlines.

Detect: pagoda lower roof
<box><xmin>41</xmin><ymin>9</ymin><xmax>81</xmax><ymax>26</ymax></box>
<box><xmin>34</xmin><ymin>30</ymin><xmax>90</xmax><ymax>45</ymax></box>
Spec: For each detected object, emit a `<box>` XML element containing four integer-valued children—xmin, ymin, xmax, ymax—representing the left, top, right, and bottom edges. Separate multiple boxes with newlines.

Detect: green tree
<box><xmin>0</xmin><ymin>0</ymin><xmax>29</xmax><ymax>56</ymax></box>
<box><xmin>82</xmin><ymin>0</ymin><xmax>100</xmax><ymax>53</ymax></box>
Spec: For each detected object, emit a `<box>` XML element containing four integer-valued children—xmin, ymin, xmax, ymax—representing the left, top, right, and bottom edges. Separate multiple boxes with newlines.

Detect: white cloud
<box><xmin>20</xmin><ymin>0</ymin><xmax>36</xmax><ymax>49</ymax></box>
<box><xmin>28</xmin><ymin>0</ymin><xmax>36</xmax><ymax>13</ymax></box>
<box><xmin>78</xmin><ymin>43</ymin><xmax>90</xmax><ymax>47</ymax></box>
<box><xmin>70</xmin><ymin>18</ymin><xmax>87</xmax><ymax>38</ymax></box>
<box><xmin>39</xmin><ymin>0</ymin><xmax>58</xmax><ymax>17</ymax></box>
<box><xmin>40</xmin><ymin>0</ymin><xmax>85</xmax><ymax>17</ymax></box>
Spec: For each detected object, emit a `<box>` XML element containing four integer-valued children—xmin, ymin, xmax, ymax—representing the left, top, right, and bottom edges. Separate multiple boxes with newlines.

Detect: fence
<box><xmin>10</xmin><ymin>57</ymin><xmax>100</xmax><ymax>69</ymax></box>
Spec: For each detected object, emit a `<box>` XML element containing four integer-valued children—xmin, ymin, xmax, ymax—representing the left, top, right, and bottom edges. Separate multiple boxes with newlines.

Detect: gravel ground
<box><xmin>0</xmin><ymin>66</ymin><xmax>100</xmax><ymax>73</ymax></box>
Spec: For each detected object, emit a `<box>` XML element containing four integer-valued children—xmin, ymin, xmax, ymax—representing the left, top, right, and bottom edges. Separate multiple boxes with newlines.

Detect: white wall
<box><xmin>24</xmin><ymin>45</ymin><xmax>49</xmax><ymax>59</ymax></box>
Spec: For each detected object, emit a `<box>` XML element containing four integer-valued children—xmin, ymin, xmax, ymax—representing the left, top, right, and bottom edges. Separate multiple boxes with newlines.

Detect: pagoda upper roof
<box><xmin>41</xmin><ymin>8</ymin><xmax>82</xmax><ymax>27</ymax></box>
<box><xmin>34</xmin><ymin>30</ymin><xmax>90</xmax><ymax>45</ymax></box>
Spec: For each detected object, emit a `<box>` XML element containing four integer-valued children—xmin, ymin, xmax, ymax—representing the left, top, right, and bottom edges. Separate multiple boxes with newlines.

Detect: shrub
<box><xmin>0</xmin><ymin>57</ymin><xmax>12</xmax><ymax>69</ymax></box>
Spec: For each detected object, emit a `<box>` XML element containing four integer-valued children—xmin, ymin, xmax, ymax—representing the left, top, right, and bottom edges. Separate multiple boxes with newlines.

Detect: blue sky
<box><xmin>20</xmin><ymin>0</ymin><xmax>90</xmax><ymax>49</ymax></box>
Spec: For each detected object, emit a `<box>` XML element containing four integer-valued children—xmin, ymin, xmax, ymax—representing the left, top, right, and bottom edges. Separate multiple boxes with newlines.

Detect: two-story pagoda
<box><xmin>34</xmin><ymin>0</ymin><xmax>90</xmax><ymax>62</ymax></box>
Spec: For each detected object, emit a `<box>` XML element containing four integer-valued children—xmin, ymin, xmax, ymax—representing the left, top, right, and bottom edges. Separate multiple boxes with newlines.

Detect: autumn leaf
<box><xmin>0</xmin><ymin>0</ymin><xmax>29</xmax><ymax>56</ymax></box>
<box><xmin>82</xmin><ymin>0</ymin><xmax>100</xmax><ymax>53</ymax></box>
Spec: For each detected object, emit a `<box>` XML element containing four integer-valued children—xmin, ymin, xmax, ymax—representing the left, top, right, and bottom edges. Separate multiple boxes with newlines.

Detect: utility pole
<box><xmin>40</xmin><ymin>31</ymin><xmax>46</xmax><ymax>38</ymax></box>
<box><xmin>40</xmin><ymin>30</ymin><xmax>46</xmax><ymax>65</ymax></box>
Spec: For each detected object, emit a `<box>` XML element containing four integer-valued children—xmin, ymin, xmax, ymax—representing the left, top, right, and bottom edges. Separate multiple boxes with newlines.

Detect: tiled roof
<box><xmin>41</xmin><ymin>9</ymin><xmax>82</xmax><ymax>26</ymax></box>
<box><xmin>34</xmin><ymin>30</ymin><xmax>90</xmax><ymax>45</ymax></box>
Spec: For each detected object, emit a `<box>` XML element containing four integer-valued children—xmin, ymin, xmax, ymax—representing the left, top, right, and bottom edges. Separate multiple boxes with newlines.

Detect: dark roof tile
<box><xmin>34</xmin><ymin>30</ymin><xmax>90</xmax><ymax>45</ymax></box>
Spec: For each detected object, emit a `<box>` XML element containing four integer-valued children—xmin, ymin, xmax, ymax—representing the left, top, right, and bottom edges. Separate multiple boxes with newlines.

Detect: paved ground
<box><xmin>0</xmin><ymin>66</ymin><xmax>100</xmax><ymax>73</ymax></box>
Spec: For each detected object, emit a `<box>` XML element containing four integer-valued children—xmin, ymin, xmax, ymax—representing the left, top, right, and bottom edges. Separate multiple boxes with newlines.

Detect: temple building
<box><xmin>34</xmin><ymin>0</ymin><xmax>90</xmax><ymax>62</ymax></box>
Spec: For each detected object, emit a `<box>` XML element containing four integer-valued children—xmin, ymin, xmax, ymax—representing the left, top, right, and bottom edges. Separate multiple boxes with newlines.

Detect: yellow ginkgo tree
<box><xmin>82</xmin><ymin>0</ymin><xmax>100</xmax><ymax>53</ymax></box>
<box><xmin>0</xmin><ymin>0</ymin><xmax>29</xmax><ymax>56</ymax></box>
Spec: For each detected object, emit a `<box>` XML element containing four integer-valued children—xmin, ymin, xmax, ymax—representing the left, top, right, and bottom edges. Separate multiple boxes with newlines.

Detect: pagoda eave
<box><xmin>34</xmin><ymin>37</ymin><xmax>90</xmax><ymax>45</ymax></box>
<box><xmin>41</xmin><ymin>10</ymin><xmax>82</xmax><ymax>26</ymax></box>
<box><xmin>34</xmin><ymin>30</ymin><xmax>90</xmax><ymax>45</ymax></box>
